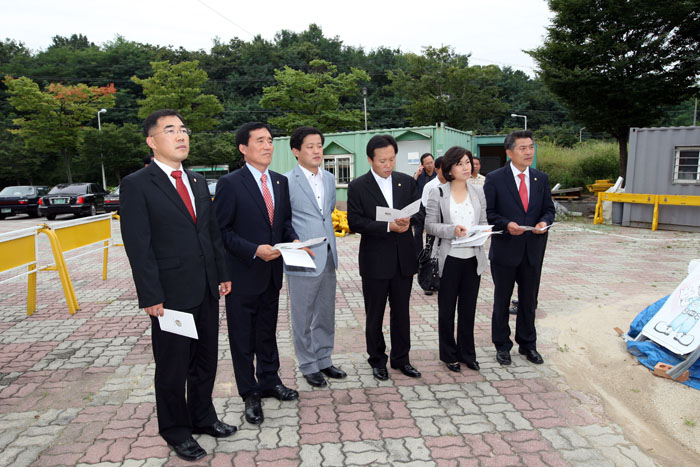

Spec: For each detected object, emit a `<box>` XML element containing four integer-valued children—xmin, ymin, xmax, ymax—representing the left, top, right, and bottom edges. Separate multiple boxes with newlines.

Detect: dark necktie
<box><xmin>518</xmin><ymin>173</ymin><xmax>528</xmax><ymax>212</ymax></box>
<box><xmin>171</xmin><ymin>170</ymin><xmax>196</xmax><ymax>222</ymax></box>
<box><xmin>261</xmin><ymin>173</ymin><xmax>274</xmax><ymax>225</ymax></box>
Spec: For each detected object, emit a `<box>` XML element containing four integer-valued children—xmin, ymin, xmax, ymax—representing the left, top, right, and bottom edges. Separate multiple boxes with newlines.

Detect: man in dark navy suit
<box><xmin>120</xmin><ymin>109</ymin><xmax>236</xmax><ymax>461</ymax></box>
<box><xmin>214</xmin><ymin>122</ymin><xmax>301</xmax><ymax>426</ymax></box>
<box><xmin>347</xmin><ymin>135</ymin><xmax>421</xmax><ymax>381</ymax></box>
<box><xmin>483</xmin><ymin>130</ymin><xmax>555</xmax><ymax>366</ymax></box>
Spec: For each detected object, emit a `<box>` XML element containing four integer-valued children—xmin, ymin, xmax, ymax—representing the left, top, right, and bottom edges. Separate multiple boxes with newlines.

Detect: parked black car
<box><xmin>104</xmin><ymin>185</ymin><xmax>120</xmax><ymax>213</ymax></box>
<box><xmin>38</xmin><ymin>183</ymin><xmax>109</xmax><ymax>220</ymax></box>
<box><xmin>0</xmin><ymin>185</ymin><xmax>50</xmax><ymax>219</ymax></box>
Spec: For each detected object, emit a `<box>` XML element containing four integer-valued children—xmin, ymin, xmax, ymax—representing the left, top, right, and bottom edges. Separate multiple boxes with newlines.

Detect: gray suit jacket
<box><xmin>424</xmin><ymin>182</ymin><xmax>488</xmax><ymax>277</ymax></box>
<box><xmin>284</xmin><ymin>165</ymin><xmax>338</xmax><ymax>277</ymax></box>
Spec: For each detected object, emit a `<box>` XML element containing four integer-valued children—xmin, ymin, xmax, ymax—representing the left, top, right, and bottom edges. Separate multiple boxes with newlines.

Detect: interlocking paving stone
<box><xmin>0</xmin><ymin>219</ymin><xmax>696</xmax><ymax>465</ymax></box>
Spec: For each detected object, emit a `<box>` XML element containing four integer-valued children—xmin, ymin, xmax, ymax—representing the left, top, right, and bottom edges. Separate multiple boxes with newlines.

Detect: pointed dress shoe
<box><xmin>244</xmin><ymin>393</ymin><xmax>264</xmax><ymax>425</ymax></box>
<box><xmin>193</xmin><ymin>420</ymin><xmax>237</xmax><ymax>438</ymax></box>
<box><xmin>464</xmin><ymin>360</ymin><xmax>480</xmax><ymax>371</ymax></box>
<box><xmin>446</xmin><ymin>362</ymin><xmax>461</xmax><ymax>373</ymax></box>
<box><xmin>391</xmin><ymin>363</ymin><xmax>421</xmax><ymax>378</ymax></box>
<box><xmin>261</xmin><ymin>384</ymin><xmax>299</xmax><ymax>401</ymax></box>
<box><xmin>496</xmin><ymin>350</ymin><xmax>512</xmax><ymax>365</ymax></box>
<box><xmin>519</xmin><ymin>348</ymin><xmax>544</xmax><ymax>364</ymax></box>
<box><xmin>169</xmin><ymin>437</ymin><xmax>206</xmax><ymax>461</ymax></box>
<box><xmin>304</xmin><ymin>372</ymin><xmax>327</xmax><ymax>387</ymax></box>
<box><xmin>372</xmin><ymin>367</ymin><xmax>389</xmax><ymax>381</ymax></box>
<box><xmin>320</xmin><ymin>365</ymin><xmax>347</xmax><ymax>379</ymax></box>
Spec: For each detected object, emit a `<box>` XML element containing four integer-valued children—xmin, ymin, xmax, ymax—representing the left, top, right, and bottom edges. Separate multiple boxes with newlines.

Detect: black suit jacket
<box><xmin>120</xmin><ymin>163</ymin><xmax>229</xmax><ymax>309</ymax></box>
<box><xmin>347</xmin><ymin>170</ymin><xmax>418</xmax><ymax>279</ymax></box>
<box><xmin>214</xmin><ymin>165</ymin><xmax>297</xmax><ymax>295</ymax></box>
<box><xmin>483</xmin><ymin>163</ymin><xmax>555</xmax><ymax>267</ymax></box>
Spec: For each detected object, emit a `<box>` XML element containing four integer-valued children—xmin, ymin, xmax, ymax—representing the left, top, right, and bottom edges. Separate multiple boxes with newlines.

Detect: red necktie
<box><xmin>518</xmin><ymin>173</ymin><xmax>528</xmax><ymax>212</ymax></box>
<box><xmin>261</xmin><ymin>173</ymin><xmax>274</xmax><ymax>225</ymax></box>
<box><xmin>170</xmin><ymin>170</ymin><xmax>196</xmax><ymax>222</ymax></box>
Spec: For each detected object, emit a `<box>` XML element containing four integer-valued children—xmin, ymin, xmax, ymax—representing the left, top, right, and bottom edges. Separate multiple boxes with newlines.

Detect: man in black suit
<box><xmin>347</xmin><ymin>135</ymin><xmax>421</xmax><ymax>381</ymax></box>
<box><xmin>120</xmin><ymin>109</ymin><xmax>236</xmax><ymax>461</ymax></box>
<box><xmin>214</xmin><ymin>122</ymin><xmax>301</xmax><ymax>426</ymax></box>
<box><xmin>483</xmin><ymin>130</ymin><xmax>555</xmax><ymax>366</ymax></box>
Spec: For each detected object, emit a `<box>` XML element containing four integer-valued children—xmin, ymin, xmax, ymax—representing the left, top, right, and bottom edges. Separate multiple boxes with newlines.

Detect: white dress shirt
<box><xmin>300</xmin><ymin>165</ymin><xmax>324</xmax><ymax>215</ymax></box>
<box><xmin>153</xmin><ymin>157</ymin><xmax>196</xmax><ymax>216</ymax></box>
<box><xmin>510</xmin><ymin>163</ymin><xmax>530</xmax><ymax>196</ymax></box>
<box><xmin>246</xmin><ymin>162</ymin><xmax>275</xmax><ymax>207</ymax></box>
<box><xmin>370</xmin><ymin>168</ymin><xmax>393</xmax><ymax>208</ymax></box>
<box><xmin>421</xmin><ymin>177</ymin><xmax>442</xmax><ymax>207</ymax></box>
<box><xmin>448</xmin><ymin>193</ymin><xmax>475</xmax><ymax>259</ymax></box>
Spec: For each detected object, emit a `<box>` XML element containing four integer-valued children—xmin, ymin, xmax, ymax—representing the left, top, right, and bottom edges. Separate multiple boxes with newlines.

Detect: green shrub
<box><xmin>537</xmin><ymin>140</ymin><xmax>619</xmax><ymax>190</ymax></box>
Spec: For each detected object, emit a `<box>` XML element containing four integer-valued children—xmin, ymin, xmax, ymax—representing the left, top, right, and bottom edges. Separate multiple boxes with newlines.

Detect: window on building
<box><xmin>324</xmin><ymin>155</ymin><xmax>353</xmax><ymax>186</ymax></box>
<box><xmin>673</xmin><ymin>147</ymin><xmax>700</xmax><ymax>183</ymax></box>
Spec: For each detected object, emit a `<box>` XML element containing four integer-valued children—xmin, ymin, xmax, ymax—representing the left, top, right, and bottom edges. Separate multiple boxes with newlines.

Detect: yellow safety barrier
<box><xmin>41</xmin><ymin>213</ymin><xmax>115</xmax><ymax>314</ymax></box>
<box><xmin>332</xmin><ymin>208</ymin><xmax>350</xmax><ymax>237</ymax></box>
<box><xmin>0</xmin><ymin>227</ymin><xmax>40</xmax><ymax>315</ymax></box>
<box><xmin>594</xmin><ymin>192</ymin><xmax>700</xmax><ymax>231</ymax></box>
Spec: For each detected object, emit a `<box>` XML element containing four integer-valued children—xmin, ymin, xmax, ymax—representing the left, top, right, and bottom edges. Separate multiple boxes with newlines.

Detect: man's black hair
<box><xmin>143</xmin><ymin>109</ymin><xmax>185</xmax><ymax>137</ymax></box>
<box><xmin>366</xmin><ymin>135</ymin><xmax>398</xmax><ymax>160</ymax></box>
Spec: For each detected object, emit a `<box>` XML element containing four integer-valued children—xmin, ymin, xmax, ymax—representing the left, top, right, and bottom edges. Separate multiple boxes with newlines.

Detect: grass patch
<box><xmin>537</xmin><ymin>140</ymin><xmax>620</xmax><ymax>190</ymax></box>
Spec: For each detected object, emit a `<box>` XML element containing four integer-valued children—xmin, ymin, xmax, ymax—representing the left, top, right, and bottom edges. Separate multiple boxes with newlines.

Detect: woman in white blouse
<box><xmin>425</xmin><ymin>147</ymin><xmax>488</xmax><ymax>372</ymax></box>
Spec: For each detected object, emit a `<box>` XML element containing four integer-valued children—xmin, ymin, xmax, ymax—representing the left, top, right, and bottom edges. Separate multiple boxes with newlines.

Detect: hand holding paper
<box><xmin>375</xmin><ymin>199</ymin><xmax>421</xmax><ymax>222</ymax></box>
<box><xmin>158</xmin><ymin>309</ymin><xmax>198</xmax><ymax>339</ymax></box>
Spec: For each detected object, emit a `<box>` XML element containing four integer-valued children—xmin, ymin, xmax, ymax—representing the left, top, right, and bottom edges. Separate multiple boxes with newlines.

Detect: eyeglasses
<box><xmin>150</xmin><ymin>127</ymin><xmax>192</xmax><ymax>137</ymax></box>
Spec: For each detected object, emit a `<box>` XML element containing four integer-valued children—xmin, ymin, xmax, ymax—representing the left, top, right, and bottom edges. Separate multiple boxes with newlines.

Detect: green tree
<box><xmin>388</xmin><ymin>46</ymin><xmax>506</xmax><ymax>131</ymax></box>
<box><xmin>259</xmin><ymin>59</ymin><xmax>370</xmax><ymax>134</ymax></box>
<box><xmin>132</xmin><ymin>60</ymin><xmax>223</xmax><ymax>132</ymax></box>
<box><xmin>4</xmin><ymin>76</ymin><xmax>116</xmax><ymax>182</ymax></box>
<box><xmin>78</xmin><ymin>123</ymin><xmax>145</xmax><ymax>185</ymax></box>
<box><xmin>528</xmin><ymin>0</ymin><xmax>700</xmax><ymax>178</ymax></box>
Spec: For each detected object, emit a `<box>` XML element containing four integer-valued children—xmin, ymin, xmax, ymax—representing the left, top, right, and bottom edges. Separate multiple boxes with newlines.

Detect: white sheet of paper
<box><xmin>452</xmin><ymin>230</ymin><xmax>502</xmax><ymax>247</ymax></box>
<box><xmin>279</xmin><ymin>248</ymin><xmax>316</xmax><ymax>268</ymax></box>
<box><xmin>522</xmin><ymin>224</ymin><xmax>553</xmax><ymax>232</ymax></box>
<box><xmin>375</xmin><ymin>199</ymin><xmax>422</xmax><ymax>222</ymax></box>
<box><xmin>273</xmin><ymin>237</ymin><xmax>326</xmax><ymax>250</ymax></box>
<box><xmin>158</xmin><ymin>309</ymin><xmax>198</xmax><ymax>339</ymax></box>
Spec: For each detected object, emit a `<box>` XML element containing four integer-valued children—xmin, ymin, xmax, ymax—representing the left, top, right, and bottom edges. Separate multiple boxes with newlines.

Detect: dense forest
<box><xmin>0</xmin><ymin>25</ymin><xmax>696</xmax><ymax>187</ymax></box>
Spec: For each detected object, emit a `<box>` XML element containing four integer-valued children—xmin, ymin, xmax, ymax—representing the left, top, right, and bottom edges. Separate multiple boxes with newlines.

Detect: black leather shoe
<box><xmin>304</xmin><ymin>372</ymin><xmax>327</xmax><ymax>387</ymax></box>
<box><xmin>519</xmin><ymin>348</ymin><xmax>544</xmax><ymax>364</ymax></box>
<box><xmin>193</xmin><ymin>420</ymin><xmax>237</xmax><ymax>438</ymax></box>
<box><xmin>320</xmin><ymin>365</ymin><xmax>347</xmax><ymax>379</ymax></box>
<box><xmin>372</xmin><ymin>367</ymin><xmax>389</xmax><ymax>381</ymax></box>
<box><xmin>169</xmin><ymin>437</ymin><xmax>206</xmax><ymax>461</ymax></box>
<box><xmin>446</xmin><ymin>362</ymin><xmax>461</xmax><ymax>373</ymax></box>
<box><xmin>464</xmin><ymin>360</ymin><xmax>480</xmax><ymax>371</ymax></box>
<box><xmin>496</xmin><ymin>350</ymin><xmax>512</xmax><ymax>365</ymax></box>
<box><xmin>391</xmin><ymin>363</ymin><xmax>421</xmax><ymax>378</ymax></box>
<box><xmin>244</xmin><ymin>393</ymin><xmax>264</xmax><ymax>425</ymax></box>
<box><xmin>509</xmin><ymin>300</ymin><xmax>519</xmax><ymax>315</ymax></box>
<box><xmin>261</xmin><ymin>384</ymin><xmax>299</xmax><ymax>401</ymax></box>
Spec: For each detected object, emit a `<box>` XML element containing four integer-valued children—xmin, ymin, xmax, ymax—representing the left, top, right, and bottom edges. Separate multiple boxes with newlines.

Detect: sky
<box><xmin>3</xmin><ymin>0</ymin><xmax>553</xmax><ymax>75</ymax></box>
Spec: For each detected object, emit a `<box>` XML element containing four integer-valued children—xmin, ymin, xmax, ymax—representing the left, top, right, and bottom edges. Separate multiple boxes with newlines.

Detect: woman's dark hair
<box><xmin>441</xmin><ymin>146</ymin><xmax>473</xmax><ymax>182</ymax></box>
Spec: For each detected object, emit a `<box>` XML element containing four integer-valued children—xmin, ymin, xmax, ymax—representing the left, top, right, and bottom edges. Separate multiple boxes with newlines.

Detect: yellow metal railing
<box><xmin>0</xmin><ymin>226</ymin><xmax>40</xmax><ymax>315</ymax></box>
<box><xmin>594</xmin><ymin>192</ymin><xmax>700</xmax><ymax>231</ymax></box>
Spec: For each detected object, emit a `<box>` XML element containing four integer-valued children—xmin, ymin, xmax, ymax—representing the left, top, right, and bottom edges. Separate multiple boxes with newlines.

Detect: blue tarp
<box><xmin>626</xmin><ymin>295</ymin><xmax>700</xmax><ymax>390</ymax></box>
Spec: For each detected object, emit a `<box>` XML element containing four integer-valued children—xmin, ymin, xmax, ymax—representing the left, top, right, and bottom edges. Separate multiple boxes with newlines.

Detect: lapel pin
<box><xmin>193</xmin><ymin>178</ymin><xmax>197</xmax><ymax>183</ymax></box>
<box><xmin>276</xmin><ymin>180</ymin><xmax>280</xmax><ymax>184</ymax></box>
<box><xmin>398</xmin><ymin>183</ymin><xmax>402</xmax><ymax>187</ymax></box>
<box><xmin>534</xmin><ymin>177</ymin><xmax>538</xmax><ymax>181</ymax></box>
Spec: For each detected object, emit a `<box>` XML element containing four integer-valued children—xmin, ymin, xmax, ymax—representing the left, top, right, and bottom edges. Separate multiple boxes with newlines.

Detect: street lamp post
<box><xmin>97</xmin><ymin>108</ymin><xmax>107</xmax><ymax>190</ymax></box>
<box><xmin>579</xmin><ymin>127</ymin><xmax>586</xmax><ymax>143</ymax></box>
<box><xmin>362</xmin><ymin>87</ymin><xmax>368</xmax><ymax>131</ymax></box>
<box><xmin>510</xmin><ymin>113</ymin><xmax>527</xmax><ymax>130</ymax></box>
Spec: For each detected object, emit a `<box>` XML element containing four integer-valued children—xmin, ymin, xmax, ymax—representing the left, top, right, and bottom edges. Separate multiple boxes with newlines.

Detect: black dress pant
<box><xmin>361</xmin><ymin>272</ymin><xmax>413</xmax><ymax>369</ymax></box>
<box><xmin>438</xmin><ymin>256</ymin><xmax>480</xmax><ymax>364</ymax></box>
<box><xmin>225</xmin><ymin>276</ymin><xmax>283</xmax><ymax>399</ymax></box>
<box><xmin>150</xmin><ymin>290</ymin><xmax>219</xmax><ymax>445</ymax></box>
<box><xmin>491</xmin><ymin>255</ymin><xmax>540</xmax><ymax>352</ymax></box>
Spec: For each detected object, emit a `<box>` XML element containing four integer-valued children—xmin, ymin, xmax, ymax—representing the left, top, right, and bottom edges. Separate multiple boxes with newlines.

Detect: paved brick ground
<box><xmin>1</xmin><ymin>217</ymin><xmax>698</xmax><ymax>466</ymax></box>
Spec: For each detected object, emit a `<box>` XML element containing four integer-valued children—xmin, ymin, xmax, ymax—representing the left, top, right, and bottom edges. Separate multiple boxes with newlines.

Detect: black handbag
<box><xmin>417</xmin><ymin>188</ymin><xmax>443</xmax><ymax>292</ymax></box>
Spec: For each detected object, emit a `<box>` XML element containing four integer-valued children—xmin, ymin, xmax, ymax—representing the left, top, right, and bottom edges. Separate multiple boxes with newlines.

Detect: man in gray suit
<box><xmin>284</xmin><ymin>126</ymin><xmax>346</xmax><ymax>388</ymax></box>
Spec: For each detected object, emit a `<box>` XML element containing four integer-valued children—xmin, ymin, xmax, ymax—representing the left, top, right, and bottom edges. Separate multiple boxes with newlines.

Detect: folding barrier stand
<box><xmin>0</xmin><ymin>226</ymin><xmax>40</xmax><ymax>316</ymax></box>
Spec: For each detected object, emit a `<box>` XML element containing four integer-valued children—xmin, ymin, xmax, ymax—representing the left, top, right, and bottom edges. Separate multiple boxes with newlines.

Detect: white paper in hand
<box><xmin>158</xmin><ymin>309</ymin><xmax>199</xmax><ymax>339</ymax></box>
<box><xmin>278</xmin><ymin>248</ymin><xmax>316</xmax><ymax>268</ymax></box>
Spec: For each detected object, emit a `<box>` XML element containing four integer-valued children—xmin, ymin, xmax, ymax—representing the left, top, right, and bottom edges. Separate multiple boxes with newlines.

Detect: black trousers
<box><xmin>437</xmin><ymin>256</ymin><xmax>480</xmax><ymax>364</ymax></box>
<box><xmin>225</xmin><ymin>276</ymin><xmax>283</xmax><ymax>399</ymax></box>
<box><xmin>491</xmin><ymin>256</ymin><xmax>540</xmax><ymax>352</ymax></box>
<box><xmin>150</xmin><ymin>290</ymin><xmax>219</xmax><ymax>445</ymax></box>
<box><xmin>413</xmin><ymin>223</ymin><xmax>425</xmax><ymax>258</ymax></box>
<box><xmin>361</xmin><ymin>273</ymin><xmax>413</xmax><ymax>369</ymax></box>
